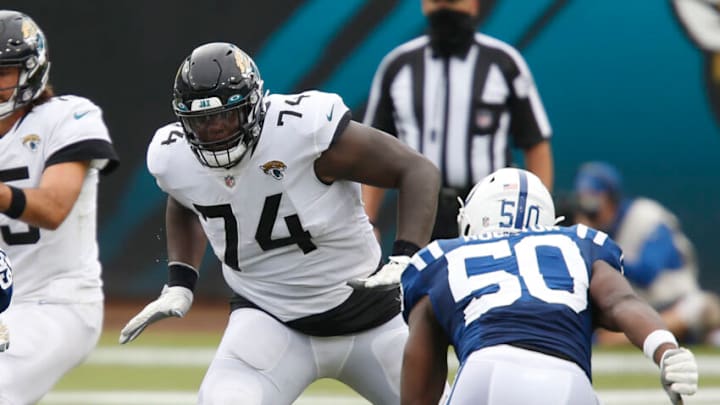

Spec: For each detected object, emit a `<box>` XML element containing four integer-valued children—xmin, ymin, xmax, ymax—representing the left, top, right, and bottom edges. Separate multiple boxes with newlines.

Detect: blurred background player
<box><xmin>0</xmin><ymin>10</ymin><xmax>118</xmax><ymax>404</ymax></box>
<box><xmin>0</xmin><ymin>251</ymin><xmax>11</xmax><ymax>352</ymax></box>
<box><xmin>573</xmin><ymin>161</ymin><xmax>720</xmax><ymax>345</ymax></box>
<box><xmin>119</xmin><ymin>42</ymin><xmax>439</xmax><ymax>404</ymax></box>
<box><xmin>400</xmin><ymin>168</ymin><xmax>698</xmax><ymax>405</ymax></box>
<box><xmin>362</xmin><ymin>0</ymin><xmax>553</xmax><ymax>241</ymax></box>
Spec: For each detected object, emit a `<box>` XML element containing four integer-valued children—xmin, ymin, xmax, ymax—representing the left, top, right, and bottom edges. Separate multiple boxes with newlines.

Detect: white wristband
<box><xmin>643</xmin><ymin>329</ymin><xmax>678</xmax><ymax>360</ymax></box>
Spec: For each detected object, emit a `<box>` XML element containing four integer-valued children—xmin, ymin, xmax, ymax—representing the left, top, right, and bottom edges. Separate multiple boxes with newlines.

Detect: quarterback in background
<box><xmin>0</xmin><ymin>10</ymin><xmax>119</xmax><ymax>404</ymax></box>
<box><xmin>120</xmin><ymin>42</ymin><xmax>439</xmax><ymax>404</ymax></box>
<box><xmin>399</xmin><ymin>168</ymin><xmax>698</xmax><ymax>404</ymax></box>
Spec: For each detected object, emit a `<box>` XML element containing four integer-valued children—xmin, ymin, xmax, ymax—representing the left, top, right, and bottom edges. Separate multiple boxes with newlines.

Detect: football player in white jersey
<box><xmin>119</xmin><ymin>42</ymin><xmax>440</xmax><ymax>404</ymax></box>
<box><xmin>0</xmin><ymin>10</ymin><xmax>119</xmax><ymax>405</ymax></box>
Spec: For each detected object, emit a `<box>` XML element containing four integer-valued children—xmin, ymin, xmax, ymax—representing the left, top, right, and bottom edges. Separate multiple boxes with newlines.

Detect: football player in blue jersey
<box><xmin>0</xmin><ymin>250</ymin><xmax>11</xmax><ymax>352</ymax></box>
<box><xmin>396</xmin><ymin>168</ymin><xmax>698</xmax><ymax>405</ymax></box>
<box><xmin>574</xmin><ymin>161</ymin><xmax>720</xmax><ymax>346</ymax></box>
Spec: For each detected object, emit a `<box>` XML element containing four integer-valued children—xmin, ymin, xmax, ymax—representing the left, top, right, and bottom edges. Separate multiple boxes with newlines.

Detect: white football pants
<box><xmin>198</xmin><ymin>308</ymin><xmax>407</xmax><ymax>405</ymax></box>
<box><xmin>447</xmin><ymin>345</ymin><xmax>599</xmax><ymax>405</ymax></box>
<box><xmin>0</xmin><ymin>301</ymin><xmax>103</xmax><ymax>405</ymax></box>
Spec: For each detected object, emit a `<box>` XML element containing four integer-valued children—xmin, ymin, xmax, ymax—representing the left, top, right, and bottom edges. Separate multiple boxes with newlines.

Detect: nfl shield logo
<box><xmin>224</xmin><ymin>175</ymin><xmax>236</xmax><ymax>188</ymax></box>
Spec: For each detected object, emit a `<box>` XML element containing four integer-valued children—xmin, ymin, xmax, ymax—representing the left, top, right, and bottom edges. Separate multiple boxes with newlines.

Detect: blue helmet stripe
<box><xmin>514</xmin><ymin>170</ymin><xmax>529</xmax><ymax>229</ymax></box>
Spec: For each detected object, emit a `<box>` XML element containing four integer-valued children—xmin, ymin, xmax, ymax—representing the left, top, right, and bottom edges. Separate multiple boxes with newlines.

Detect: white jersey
<box><xmin>148</xmin><ymin>91</ymin><xmax>381</xmax><ymax>321</ymax></box>
<box><xmin>0</xmin><ymin>95</ymin><xmax>117</xmax><ymax>304</ymax></box>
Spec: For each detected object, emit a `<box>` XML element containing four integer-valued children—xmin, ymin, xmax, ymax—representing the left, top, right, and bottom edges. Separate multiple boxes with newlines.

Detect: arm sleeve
<box><xmin>593</xmin><ymin>233</ymin><xmax>625</xmax><ymax>274</ymax></box>
<box><xmin>363</xmin><ymin>55</ymin><xmax>398</xmax><ymax>136</ymax></box>
<box><xmin>402</xmin><ymin>240</ymin><xmax>455</xmax><ymax>322</ymax></box>
<box><xmin>402</xmin><ymin>247</ymin><xmax>435</xmax><ymax>323</ymax></box>
<box><xmin>0</xmin><ymin>251</ymin><xmax>11</xmax><ymax>313</ymax></box>
<box><xmin>0</xmin><ymin>285</ymin><xmax>10</xmax><ymax>313</ymax></box>
<box><xmin>503</xmin><ymin>51</ymin><xmax>552</xmax><ymax>149</ymax></box>
<box><xmin>310</xmin><ymin>92</ymin><xmax>352</xmax><ymax>155</ymax></box>
<box><xmin>45</xmin><ymin>99</ymin><xmax>119</xmax><ymax>174</ymax></box>
<box><xmin>146</xmin><ymin>123</ymin><xmax>186</xmax><ymax>195</ymax></box>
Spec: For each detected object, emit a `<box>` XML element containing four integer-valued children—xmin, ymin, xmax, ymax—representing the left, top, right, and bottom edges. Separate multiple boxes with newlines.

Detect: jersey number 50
<box><xmin>447</xmin><ymin>234</ymin><xmax>589</xmax><ymax>326</ymax></box>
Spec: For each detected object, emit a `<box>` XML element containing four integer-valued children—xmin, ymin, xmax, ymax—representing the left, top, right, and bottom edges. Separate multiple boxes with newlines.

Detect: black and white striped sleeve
<box><xmin>503</xmin><ymin>49</ymin><xmax>552</xmax><ymax>149</ymax></box>
<box><xmin>363</xmin><ymin>54</ymin><xmax>398</xmax><ymax>136</ymax></box>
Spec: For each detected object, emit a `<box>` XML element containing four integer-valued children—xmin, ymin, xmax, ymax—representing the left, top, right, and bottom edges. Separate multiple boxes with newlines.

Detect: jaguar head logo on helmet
<box><xmin>172</xmin><ymin>42</ymin><xmax>266</xmax><ymax>169</ymax></box>
<box><xmin>0</xmin><ymin>10</ymin><xmax>51</xmax><ymax>119</ymax></box>
<box><xmin>457</xmin><ymin>168</ymin><xmax>557</xmax><ymax>237</ymax></box>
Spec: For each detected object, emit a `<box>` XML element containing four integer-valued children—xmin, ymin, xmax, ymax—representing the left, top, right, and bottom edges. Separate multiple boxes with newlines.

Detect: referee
<box><xmin>363</xmin><ymin>0</ymin><xmax>554</xmax><ymax>240</ymax></box>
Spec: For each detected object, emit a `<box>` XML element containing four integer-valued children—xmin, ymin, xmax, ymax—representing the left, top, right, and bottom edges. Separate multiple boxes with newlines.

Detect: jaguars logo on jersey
<box><xmin>260</xmin><ymin>160</ymin><xmax>287</xmax><ymax>180</ymax></box>
<box><xmin>22</xmin><ymin>134</ymin><xmax>41</xmax><ymax>152</ymax></box>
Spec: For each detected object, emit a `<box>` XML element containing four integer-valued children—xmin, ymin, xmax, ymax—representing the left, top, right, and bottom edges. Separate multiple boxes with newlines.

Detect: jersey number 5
<box><xmin>0</xmin><ymin>167</ymin><xmax>40</xmax><ymax>245</ymax></box>
<box><xmin>447</xmin><ymin>234</ymin><xmax>589</xmax><ymax>326</ymax></box>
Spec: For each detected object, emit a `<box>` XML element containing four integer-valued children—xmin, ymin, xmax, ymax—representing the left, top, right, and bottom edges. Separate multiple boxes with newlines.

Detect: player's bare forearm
<box><xmin>591</xmin><ymin>261</ymin><xmax>668</xmax><ymax>358</ymax></box>
<box><xmin>0</xmin><ymin>161</ymin><xmax>88</xmax><ymax>229</ymax></box>
<box><xmin>166</xmin><ymin>196</ymin><xmax>207</xmax><ymax>269</ymax></box>
<box><xmin>605</xmin><ymin>295</ymin><xmax>666</xmax><ymax>345</ymax></box>
<box><xmin>524</xmin><ymin>140</ymin><xmax>553</xmax><ymax>191</ymax></box>
<box><xmin>395</xmin><ymin>157</ymin><xmax>439</xmax><ymax>247</ymax></box>
<box><xmin>361</xmin><ymin>184</ymin><xmax>386</xmax><ymax>224</ymax></box>
<box><xmin>402</xmin><ymin>298</ymin><xmax>449</xmax><ymax>405</ymax></box>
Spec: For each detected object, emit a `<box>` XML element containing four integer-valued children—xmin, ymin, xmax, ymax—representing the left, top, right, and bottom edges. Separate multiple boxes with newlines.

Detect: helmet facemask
<box><xmin>176</xmin><ymin>88</ymin><xmax>263</xmax><ymax>169</ymax></box>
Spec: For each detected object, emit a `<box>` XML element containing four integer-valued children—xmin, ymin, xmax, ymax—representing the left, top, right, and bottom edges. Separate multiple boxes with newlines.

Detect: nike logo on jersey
<box><xmin>73</xmin><ymin>111</ymin><xmax>91</xmax><ymax>120</ymax></box>
<box><xmin>326</xmin><ymin>105</ymin><xmax>334</xmax><ymax>121</ymax></box>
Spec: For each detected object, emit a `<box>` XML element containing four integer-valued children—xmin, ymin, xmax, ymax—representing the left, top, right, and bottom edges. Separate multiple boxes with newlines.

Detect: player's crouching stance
<box><xmin>119</xmin><ymin>42</ymin><xmax>439</xmax><ymax>404</ymax></box>
<box><xmin>0</xmin><ymin>251</ymin><xmax>12</xmax><ymax>352</ymax></box>
<box><xmin>390</xmin><ymin>168</ymin><xmax>698</xmax><ymax>405</ymax></box>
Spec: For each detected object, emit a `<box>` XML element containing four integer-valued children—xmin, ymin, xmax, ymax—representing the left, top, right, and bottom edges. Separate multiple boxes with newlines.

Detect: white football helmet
<box><xmin>457</xmin><ymin>168</ymin><xmax>556</xmax><ymax>236</ymax></box>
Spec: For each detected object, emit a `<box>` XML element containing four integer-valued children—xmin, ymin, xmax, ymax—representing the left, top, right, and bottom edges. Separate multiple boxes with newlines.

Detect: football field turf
<box><xmin>38</xmin><ymin>329</ymin><xmax>720</xmax><ymax>405</ymax></box>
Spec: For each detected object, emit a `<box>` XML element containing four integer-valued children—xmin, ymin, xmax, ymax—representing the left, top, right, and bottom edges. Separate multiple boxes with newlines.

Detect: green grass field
<box><xmin>40</xmin><ymin>329</ymin><xmax>720</xmax><ymax>404</ymax></box>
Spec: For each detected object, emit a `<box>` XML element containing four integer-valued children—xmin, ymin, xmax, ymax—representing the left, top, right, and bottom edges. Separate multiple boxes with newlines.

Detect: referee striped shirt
<box><xmin>364</xmin><ymin>33</ymin><xmax>552</xmax><ymax>190</ymax></box>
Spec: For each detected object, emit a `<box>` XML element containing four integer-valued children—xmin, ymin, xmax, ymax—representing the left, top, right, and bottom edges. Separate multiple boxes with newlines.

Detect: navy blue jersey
<box><xmin>0</xmin><ymin>250</ymin><xmax>11</xmax><ymax>312</ymax></box>
<box><xmin>402</xmin><ymin>224</ymin><xmax>623</xmax><ymax>379</ymax></box>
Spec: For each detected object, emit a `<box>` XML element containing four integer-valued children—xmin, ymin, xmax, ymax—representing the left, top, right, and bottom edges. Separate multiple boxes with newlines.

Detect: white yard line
<box><xmin>85</xmin><ymin>346</ymin><xmax>720</xmax><ymax>375</ymax></box>
<box><xmin>41</xmin><ymin>392</ymin><xmax>369</xmax><ymax>405</ymax></box>
<box><xmin>87</xmin><ymin>347</ymin><xmax>216</xmax><ymax>367</ymax></box>
<box><xmin>41</xmin><ymin>389</ymin><xmax>720</xmax><ymax>405</ymax></box>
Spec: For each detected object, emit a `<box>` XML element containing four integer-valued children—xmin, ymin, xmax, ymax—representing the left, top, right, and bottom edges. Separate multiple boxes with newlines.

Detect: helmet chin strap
<box><xmin>0</xmin><ymin>69</ymin><xmax>42</xmax><ymax>120</ymax></box>
<box><xmin>456</xmin><ymin>197</ymin><xmax>469</xmax><ymax>236</ymax></box>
